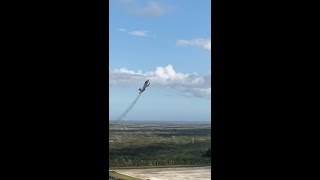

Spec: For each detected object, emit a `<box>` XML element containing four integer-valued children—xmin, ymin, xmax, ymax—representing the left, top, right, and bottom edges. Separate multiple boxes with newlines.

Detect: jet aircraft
<box><xmin>138</xmin><ymin>79</ymin><xmax>150</xmax><ymax>94</ymax></box>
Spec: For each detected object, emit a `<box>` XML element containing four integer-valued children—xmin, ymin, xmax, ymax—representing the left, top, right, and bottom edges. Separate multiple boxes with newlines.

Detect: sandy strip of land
<box><xmin>115</xmin><ymin>166</ymin><xmax>211</xmax><ymax>180</ymax></box>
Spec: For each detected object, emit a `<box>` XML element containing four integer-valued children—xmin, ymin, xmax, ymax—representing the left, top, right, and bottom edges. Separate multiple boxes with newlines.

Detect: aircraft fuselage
<box><xmin>138</xmin><ymin>80</ymin><xmax>150</xmax><ymax>94</ymax></box>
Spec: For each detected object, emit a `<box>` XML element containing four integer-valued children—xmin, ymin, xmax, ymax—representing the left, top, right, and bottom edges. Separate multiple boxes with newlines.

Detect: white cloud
<box><xmin>118</xmin><ymin>0</ymin><xmax>135</xmax><ymax>4</ymax></box>
<box><xmin>128</xmin><ymin>30</ymin><xmax>149</xmax><ymax>37</ymax></box>
<box><xmin>119</xmin><ymin>28</ymin><xmax>127</xmax><ymax>32</ymax></box>
<box><xmin>109</xmin><ymin>64</ymin><xmax>211</xmax><ymax>99</ymax></box>
<box><xmin>118</xmin><ymin>0</ymin><xmax>175</xmax><ymax>16</ymax></box>
<box><xmin>134</xmin><ymin>1</ymin><xmax>168</xmax><ymax>16</ymax></box>
<box><xmin>177</xmin><ymin>38</ymin><xmax>211</xmax><ymax>52</ymax></box>
<box><xmin>118</xmin><ymin>28</ymin><xmax>151</xmax><ymax>37</ymax></box>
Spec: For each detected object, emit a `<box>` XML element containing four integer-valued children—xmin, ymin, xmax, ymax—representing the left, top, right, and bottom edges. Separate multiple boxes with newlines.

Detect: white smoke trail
<box><xmin>117</xmin><ymin>94</ymin><xmax>141</xmax><ymax>121</ymax></box>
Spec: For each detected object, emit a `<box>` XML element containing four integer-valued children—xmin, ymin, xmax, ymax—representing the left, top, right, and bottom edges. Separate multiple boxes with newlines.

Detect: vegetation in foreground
<box><xmin>109</xmin><ymin>171</ymin><xmax>142</xmax><ymax>180</ymax></box>
<box><xmin>109</xmin><ymin>122</ymin><xmax>211</xmax><ymax>168</ymax></box>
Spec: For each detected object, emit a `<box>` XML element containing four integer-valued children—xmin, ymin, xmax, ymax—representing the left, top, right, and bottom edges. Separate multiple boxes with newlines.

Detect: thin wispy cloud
<box><xmin>109</xmin><ymin>64</ymin><xmax>211</xmax><ymax>99</ymax></box>
<box><xmin>118</xmin><ymin>0</ymin><xmax>175</xmax><ymax>16</ymax></box>
<box><xmin>177</xmin><ymin>38</ymin><xmax>211</xmax><ymax>52</ymax></box>
<box><xmin>119</xmin><ymin>28</ymin><xmax>151</xmax><ymax>37</ymax></box>
<box><xmin>118</xmin><ymin>0</ymin><xmax>135</xmax><ymax>3</ymax></box>
<box><xmin>128</xmin><ymin>30</ymin><xmax>149</xmax><ymax>37</ymax></box>
<box><xmin>119</xmin><ymin>28</ymin><xmax>127</xmax><ymax>32</ymax></box>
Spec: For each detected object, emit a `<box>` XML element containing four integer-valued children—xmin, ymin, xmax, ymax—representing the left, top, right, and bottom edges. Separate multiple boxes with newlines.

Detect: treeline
<box><xmin>109</xmin><ymin>146</ymin><xmax>211</xmax><ymax>167</ymax></box>
<box><xmin>109</xmin><ymin>124</ymin><xmax>211</xmax><ymax>168</ymax></box>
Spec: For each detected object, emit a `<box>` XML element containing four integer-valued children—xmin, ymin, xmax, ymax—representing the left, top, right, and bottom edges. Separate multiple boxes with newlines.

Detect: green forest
<box><xmin>109</xmin><ymin>123</ymin><xmax>211</xmax><ymax>168</ymax></box>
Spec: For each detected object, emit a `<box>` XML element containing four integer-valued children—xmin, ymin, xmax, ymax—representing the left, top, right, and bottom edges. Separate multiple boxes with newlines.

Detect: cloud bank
<box><xmin>177</xmin><ymin>38</ymin><xmax>211</xmax><ymax>52</ymax></box>
<box><xmin>109</xmin><ymin>64</ymin><xmax>211</xmax><ymax>99</ymax></box>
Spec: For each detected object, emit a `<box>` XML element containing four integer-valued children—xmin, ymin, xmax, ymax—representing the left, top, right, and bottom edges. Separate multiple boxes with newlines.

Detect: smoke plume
<box><xmin>117</xmin><ymin>94</ymin><xmax>141</xmax><ymax>121</ymax></box>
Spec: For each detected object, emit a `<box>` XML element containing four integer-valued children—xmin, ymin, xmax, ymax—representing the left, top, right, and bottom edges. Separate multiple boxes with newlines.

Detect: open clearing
<box><xmin>114</xmin><ymin>166</ymin><xmax>211</xmax><ymax>180</ymax></box>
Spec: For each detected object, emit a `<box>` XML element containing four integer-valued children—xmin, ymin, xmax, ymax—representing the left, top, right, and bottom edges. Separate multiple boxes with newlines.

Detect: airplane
<box><xmin>138</xmin><ymin>79</ymin><xmax>150</xmax><ymax>94</ymax></box>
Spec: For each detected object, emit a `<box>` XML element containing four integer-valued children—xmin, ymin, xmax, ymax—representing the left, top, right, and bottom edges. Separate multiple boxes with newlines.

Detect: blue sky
<box><xmin>109</xmin><ymin>0</ymin><xmax>211</xmax><ymax>121</ymax></box>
